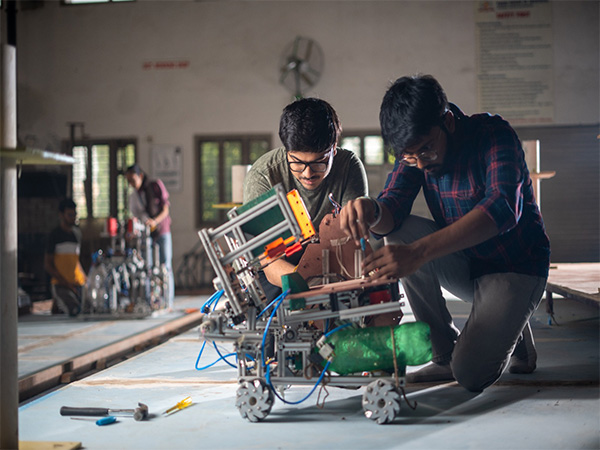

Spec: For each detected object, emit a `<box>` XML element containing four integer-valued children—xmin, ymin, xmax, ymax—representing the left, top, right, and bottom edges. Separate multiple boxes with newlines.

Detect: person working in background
<box><xmin>243</xmin><ymin>97</ymin><xmax>368</xmax><ymax>298</ymax></box>
<box><xmin>44</xmin><ymin>198</ymin><xmax>87</xmax><ymax>316</ymax></box>
<box><xmin>125</xmin><ymin>164</ymin><xmax>174</xmax><ymax>310</ymax></box>
<box><xmin>340</xmin><ymin>74</ymin><xmax>550</xmax><ymax>392</ymax></box>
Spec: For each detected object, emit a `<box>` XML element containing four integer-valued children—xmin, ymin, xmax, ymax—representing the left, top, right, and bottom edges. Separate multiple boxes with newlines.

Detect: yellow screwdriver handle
<box><xmin>165</xmin><ymin>396</ymin><xmax>192</xmax><ymax>415</ymax></box>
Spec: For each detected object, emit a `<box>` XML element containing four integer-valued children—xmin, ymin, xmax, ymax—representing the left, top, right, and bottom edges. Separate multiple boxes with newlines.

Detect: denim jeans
<box><xmin>155</xmin><ymin>232</ymin><xmax>175</xmax><ymax>309</ymax></box>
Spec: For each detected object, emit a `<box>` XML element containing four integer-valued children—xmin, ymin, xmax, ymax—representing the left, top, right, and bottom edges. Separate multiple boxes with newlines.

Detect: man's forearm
<box><xmin>154</xmin><ymin>205</ymin><xmax>169</xmax><ymax>224</ymax></box>
<box><xmin>410</xmin><ymin>208</ymin><xmax>499</xmax><ymax>265</ymax></box>
<box><xmin>369</xmin><ymin>201</ymin><xmax>395</xmax><ymax>235</ymax></box>
<box><xmin>263</xmin><ymin>259</ymin><xmax>297</xmax><ymax>287</ymax></box>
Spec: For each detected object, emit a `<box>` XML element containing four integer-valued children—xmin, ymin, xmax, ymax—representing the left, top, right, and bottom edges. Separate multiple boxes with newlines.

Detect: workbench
<box><xmin>545</xmin><ymin>263</ymin><xmax>600</xmax><ymax>322</ymax></box>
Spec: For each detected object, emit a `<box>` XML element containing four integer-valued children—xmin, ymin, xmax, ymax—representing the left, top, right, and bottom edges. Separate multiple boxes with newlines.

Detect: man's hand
<box><xmin>145</xmin><ymin>218</ymin><xmax>157</xmax><ymax>230</ymax></box>
<box><xmin>146</xmin><ymin>205</ymin><xmax>169</xmax><ymax>232</ymax></box>
<box><xmin>363</xmin><ymin>243</ymin><xmax>424</xmax><ymax>281</ymax></box>
<box><xmin>339</xmin><ymin>197</ymin><xmax>375</xmax><ymax>246</ymax></box>
<box><xmin>363</xmin><ymin>209</ymin><xmax>500</xmax><ymax>281</ymax></box>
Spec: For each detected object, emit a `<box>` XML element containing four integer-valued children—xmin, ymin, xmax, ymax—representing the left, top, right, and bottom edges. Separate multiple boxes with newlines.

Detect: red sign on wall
<box><xmin>143</xmin><ymin>60</ymin><xmax>190</xmax><ymax>70</ymax></box>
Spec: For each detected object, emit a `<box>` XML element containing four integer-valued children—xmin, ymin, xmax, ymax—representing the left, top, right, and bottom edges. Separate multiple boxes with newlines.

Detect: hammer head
<box><xmin>133</xmin><ymin>402</ymin><xmax>149</xmax><ymax>421</ymax></box>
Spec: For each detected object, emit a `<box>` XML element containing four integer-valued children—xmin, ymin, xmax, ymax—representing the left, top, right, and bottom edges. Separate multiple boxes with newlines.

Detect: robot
<box><xmin>197</xmin><ymin>184</ymin><xmax>431</xmax><ymax>424</ymax></box>
<box><xmin>82</xmin><ymin>218</ymin><xmax>169</xmax><ymax>318</ymax></box>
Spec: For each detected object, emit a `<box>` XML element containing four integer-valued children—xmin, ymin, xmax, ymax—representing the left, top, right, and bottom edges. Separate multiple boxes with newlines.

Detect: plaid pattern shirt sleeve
<box><xmin>378</xmin><ymin>109</ymin><xmax>550</xmax><ymax>278</ymax></box>
<box><xmin>378</xmin><ymin>159</ymin><xmax>423</xmax><ymax>229</ymax></box>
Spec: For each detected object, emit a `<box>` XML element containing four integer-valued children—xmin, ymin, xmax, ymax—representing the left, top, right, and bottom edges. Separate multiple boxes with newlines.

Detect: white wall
<box><xmin>15</xmin><ymin>0</ymin><xmax>600</xmax><ymax>270</ymax></box>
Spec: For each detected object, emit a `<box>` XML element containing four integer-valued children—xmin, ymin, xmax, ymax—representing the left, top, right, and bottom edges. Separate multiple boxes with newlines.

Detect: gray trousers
<box><xmin>51</xmin><ymin>284</ymin><xmax>82</xmax><ymax>317</ymax></box>
<box><xmin>384</xmin><ymin>215</ymin><xmax>547</xmax><ymax>392</ymax></box>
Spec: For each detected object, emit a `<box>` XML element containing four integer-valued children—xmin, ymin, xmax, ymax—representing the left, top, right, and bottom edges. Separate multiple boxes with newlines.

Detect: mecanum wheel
<box><xmin>235</xmin><ymin>378</ymin><xmax>274</xmax><ymax>422</ymax></box>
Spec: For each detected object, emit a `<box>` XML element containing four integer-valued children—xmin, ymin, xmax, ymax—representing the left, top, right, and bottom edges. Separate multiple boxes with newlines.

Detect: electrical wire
<box><xmin>212</xmin><ymin>342</ymin><xmax>237</xmax><ymax>369</ymax></box>
<box><xmin>202</xmin><ymin>289</ymin><xmax>224</xmax><ymax>312</ymax></box>
<box><xmin>195</xmin><ymin>341</ymin><xmax>247</xmax><ymax>371</ymax></box>
<box><xmin>256</xmin><ymin>293</ymin><xmax>285</xmax><ymax>320</ymax></box>
<box><xmin>196</xmin><ymin>287</ymin><xmax>345</xmax><ymax>404</ymax></box>
<box><xmin>266</xmin><ymin>360</ymin><xmax>332</xmax><ymax>405</ymax></box>
<box><xmin>328</xmin><ymin>193</ymin><xmax>342</xmax><ymax>216</ymax></box>
<box><xmin>196</xmin><ymin>289</ymin><xmax>259</xmax><ymax>371</ymax></box>
<box><xmin>260</xmin><ymin>289</ymin><xmax>290</xmax><ymax>367</ymax></box>
<box><xmin>259</xmin><ymin>288</ymin><xmax>345</xmax><ymax>406</ymax></box>
<box><xmin>194</xmin><ymin>341</ymin><xmax>210</xmax><ymax>370</ymax></box>
<box><xmin>323</xmin><ymin>322</ymin><xmax>352</xmax><ymax>338</ymax></box>
<box><xmin>195</xmin><ymin>289</ymin><xmax>232</xmax><ymax>371</ymax></box>
<box><xmin>335</xmin><ymin>243</ymin><xmax>354</xmax><ymax>278</ymax></box>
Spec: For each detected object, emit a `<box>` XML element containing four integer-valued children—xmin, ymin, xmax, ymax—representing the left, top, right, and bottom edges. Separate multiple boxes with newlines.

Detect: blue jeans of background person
<box><xmin>384</xmin><ymin>215</ymin><xmax>547</xmax><ymax>392</ymax></box>
<box><xmin>155</xmin><ymin>232</ymin><xmax>175</xmax><ymax>309</ymax></box>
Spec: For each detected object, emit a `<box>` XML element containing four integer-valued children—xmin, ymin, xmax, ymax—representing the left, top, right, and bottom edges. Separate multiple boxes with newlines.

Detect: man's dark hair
<box><xmin>380</xmin><ymin>74</ymin><xmax>449</xmax><ymax>156</ymax></box>
<box><xmin>58</xmin><ymin>197</ymin><xmax>77</xmax><ymax>212</ymax></box>
<box><xmin>279</xmin><ymin>97</ymin><xmax>342</xmax><ymax>153</ymax></box>
<box><xmin>125</xmin><ymin>163</ymin><xmax>144</xmax><ymax>176</ymax></box>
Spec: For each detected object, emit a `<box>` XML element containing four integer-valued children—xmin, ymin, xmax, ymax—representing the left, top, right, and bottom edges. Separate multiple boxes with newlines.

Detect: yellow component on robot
<box><xmin>286</xmin><ymin>190</ymin><xmax>315</xmax><ymax>240</ymax></box>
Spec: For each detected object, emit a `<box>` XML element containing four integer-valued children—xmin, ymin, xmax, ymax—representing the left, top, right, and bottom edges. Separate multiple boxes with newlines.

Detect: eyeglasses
<box><xmin>288</xmin><ymin>148</ymin><xmax>334</xmax><ymax>173</ymax></box>
<box><xmin>398</xmin><ymin>127</ymin><xmax>443</xmax><ymax>167</ymax></box>
<box><xmin>399</xmin><ymin>150</ymin><xmax>438</xmax><ymax>167</ymax></box>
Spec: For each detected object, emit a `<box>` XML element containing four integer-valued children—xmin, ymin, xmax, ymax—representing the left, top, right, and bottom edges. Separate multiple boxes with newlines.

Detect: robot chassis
<box><xmin>198</xmin><ymin>184</ymin><xmax>427</xmax><ymax>424</ymax></box>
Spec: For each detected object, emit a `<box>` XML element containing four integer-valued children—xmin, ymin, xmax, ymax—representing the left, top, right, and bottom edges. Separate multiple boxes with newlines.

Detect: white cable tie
<box><xmin>329</xmin><ymin>236</ymin><xmax>351</xmax><ymax>247</ymax></box>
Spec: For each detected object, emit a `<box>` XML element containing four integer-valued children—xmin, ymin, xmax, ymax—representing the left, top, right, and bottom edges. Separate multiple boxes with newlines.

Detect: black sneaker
<box><xmin>406</xmin><ymin>362</ymin><xmax>455</xmax><ymax>383</ymax></box>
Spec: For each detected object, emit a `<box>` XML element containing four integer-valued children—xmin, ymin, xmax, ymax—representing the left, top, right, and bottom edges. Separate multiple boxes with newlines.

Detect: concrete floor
<box><xmin>18</xmin><ymin>292</ymin><xmax>599</xmax><ymax>450</ymax></box>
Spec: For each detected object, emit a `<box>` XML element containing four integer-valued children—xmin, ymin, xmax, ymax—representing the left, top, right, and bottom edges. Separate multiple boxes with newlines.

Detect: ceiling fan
<box><xmin>279</xmin><ymin>36</ymin><xmax>324</xmax><ymax>99</ymax></box>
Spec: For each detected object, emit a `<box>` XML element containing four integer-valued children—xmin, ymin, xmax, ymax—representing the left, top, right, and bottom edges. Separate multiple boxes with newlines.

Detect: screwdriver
<box><xmin>358</xmin><ymin>238</ymin><xmax>366</xmax><ymax>278</ymax></box>
<box><xmin>163</xmin><ymin>396</ymin><xmax>192</xmax><ymax>416</ymax></box>
<box><xmin>71</xmin><ymin>416</ymin><xmax>118</xmax><ymax>426</ymax></box>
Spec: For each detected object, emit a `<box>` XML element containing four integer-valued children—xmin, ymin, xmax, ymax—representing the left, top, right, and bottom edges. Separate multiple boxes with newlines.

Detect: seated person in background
<box><xmin>243</xmin><ymin>97</ymin><xmax>368</xmax><ymax>299</ymax></box>
<box><xmin>340</xmin><ymin>74</ymin><xmax>550</xmax><ymax>392</ymax></box>
<box><xmin>44</xmin><ymin>198</ymin><xmax>87</xmax><ymax>316</ymax></box>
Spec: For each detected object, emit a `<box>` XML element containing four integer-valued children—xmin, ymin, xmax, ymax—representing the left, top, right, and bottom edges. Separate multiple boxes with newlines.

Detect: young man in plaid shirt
<box><xmin>340</xmin><ymin>74</ymin><xmax>550</xmax><ymax>392</ymax></box>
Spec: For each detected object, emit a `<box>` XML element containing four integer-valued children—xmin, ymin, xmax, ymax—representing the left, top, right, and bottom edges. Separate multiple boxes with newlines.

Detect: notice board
<box><xmin>475</xmin><ymin>1</ymin><xmax>554</xmax><ymax>124</ymax></box>
<box><xmin>151</xmin><ymin>144</ymin><xmax>183</xmax><ymax>193</ymax></box>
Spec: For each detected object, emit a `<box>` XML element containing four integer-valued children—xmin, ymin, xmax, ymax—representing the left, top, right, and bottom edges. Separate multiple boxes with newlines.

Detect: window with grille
<box><xmin>341</xmin><ymin>131</ymin><xmax>398</xmax><ymax>195</ymax></box>
<box><xmin>62</xmin><ymin>0</ymin><xmax>134</xmax><ymax>4</ymax></box>
<box><xmin>340</xmin><ymin>131</ymin><xmax>395</xmax><ymax>165</ymax></box>
<box><xmin>70</xmin><ymin>139</ymin><xmax>136</xmax><ymax>221</ymax></box>
<box><xmin>196</xmin><ymin>135</ymin><xmax>271</xmax><ymax>226</ymax></box>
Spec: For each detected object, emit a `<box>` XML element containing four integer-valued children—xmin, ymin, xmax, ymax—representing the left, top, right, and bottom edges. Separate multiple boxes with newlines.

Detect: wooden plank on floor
<box><xmin>20</xmin><ymin>441</ymin><xmax>82</xmax><ymax>450</ymax></box>
<box><xmin>18</xmin><ymin>310</ymin><xmax>205</xmax><ymax>400</ymax></box>
<box><xmin>546</xmin><ymin>263</ymin><xmax>600</xmax><ymax>308</ymax></box>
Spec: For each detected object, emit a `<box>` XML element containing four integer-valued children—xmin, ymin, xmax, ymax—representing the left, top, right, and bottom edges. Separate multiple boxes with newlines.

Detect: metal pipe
<box><xmin>0</xmin><ymin>39</ymin><xmax>19</xmax><ymax>449</ymax></box>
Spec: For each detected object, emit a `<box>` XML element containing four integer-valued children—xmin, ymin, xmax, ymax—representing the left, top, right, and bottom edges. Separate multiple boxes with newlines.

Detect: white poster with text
<box><xmin>476</xmin><ymin>1</ymin><xmax>554</xmax><ymax>124</ymax></box>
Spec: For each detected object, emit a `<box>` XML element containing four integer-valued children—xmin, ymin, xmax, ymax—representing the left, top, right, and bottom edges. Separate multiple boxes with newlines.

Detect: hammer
<box><xmin>60</xmin><ymin>402</ymin><xmax>149</xmax><ymax>421</ymax></box>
